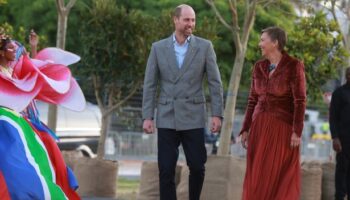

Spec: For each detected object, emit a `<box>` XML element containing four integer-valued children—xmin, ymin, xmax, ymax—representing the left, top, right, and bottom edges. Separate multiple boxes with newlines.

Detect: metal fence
<box><xmin>104</xmin><ymin>130</ymin><xmax>334</xmax><ymax>162</ymax></box>
<box><xmin>105</xmin><ymin>103</ymin><xmax>333</xmax><ymax>162</ymax></box>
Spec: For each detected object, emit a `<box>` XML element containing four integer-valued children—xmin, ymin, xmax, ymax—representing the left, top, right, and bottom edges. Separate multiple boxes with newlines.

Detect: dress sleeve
<box><xmin>240</xmin><ymin>64</ymin><xmax>259</xmax><ymax>135</ymax></box>
<box><xmin>290</xmin><ymin>61</ymin><xmax>306</xmax><ymax>137</ymax></box>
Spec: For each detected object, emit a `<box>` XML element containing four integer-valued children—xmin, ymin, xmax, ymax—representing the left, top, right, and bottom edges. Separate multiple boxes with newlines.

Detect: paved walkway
<box><xmin>118</xmin><ymin>159</ymin><xmax>143</xmax><ymax>178</ymax></box>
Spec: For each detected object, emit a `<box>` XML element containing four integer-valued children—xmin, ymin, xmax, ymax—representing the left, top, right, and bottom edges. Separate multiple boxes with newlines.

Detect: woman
<box><xmin>0</xmin><ymin>29</ymin><xmax>85</xmax><ymax>199</ymax></box>
<box><xmin>240</xmin><ymin>27</ymin><xmax>306</xmax><ymax>200</ymax></box>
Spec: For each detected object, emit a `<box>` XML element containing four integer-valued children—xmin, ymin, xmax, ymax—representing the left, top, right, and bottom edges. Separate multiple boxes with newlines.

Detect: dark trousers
<box><xmin>335</xmin><ymin>151</ymin><xmax>350</xmax><ymax>200</ymax></box>
<box><xmin>157</xmin><ymin>128</ymin><xmax>207</xmax><ymax>200</ymax></box>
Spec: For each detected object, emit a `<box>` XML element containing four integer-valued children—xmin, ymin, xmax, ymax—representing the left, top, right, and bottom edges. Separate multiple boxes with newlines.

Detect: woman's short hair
<box><xmin>261</xmin><ymin>27</ymin><xmax>287</xmax><ymax>51</ymax></box>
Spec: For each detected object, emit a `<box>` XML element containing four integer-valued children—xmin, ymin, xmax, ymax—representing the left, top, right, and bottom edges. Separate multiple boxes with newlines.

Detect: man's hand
<box><xmin>290</xmin><ymin>132</ymin><xmax>301</xmax><ymax>148</ymax></box>
<box><xmin>333</xmin><ymin>138</ymin><xmax>342</xmax><ymax>153</ymax></box>
<box><xmin>241</xmin><ymin>131</ymin><xmax>248</xmax><ymax>149</ymax></box>
<box><xmin>143</xmin><ymin>119</ymin><xmax>155</xmax><ymax>134</ymax></box>
<box><xmin>210</xmin><ymin>116</ymin><xmax>222</xmax><ymax>133</ymax></box>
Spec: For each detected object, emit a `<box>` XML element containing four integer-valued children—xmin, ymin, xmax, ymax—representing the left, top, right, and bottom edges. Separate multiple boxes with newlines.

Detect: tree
<box><xmin>77</xmin><ymin>0</ymin><xmax>220</xmax><ymax>159</ymax></box>
<box><xmin>0</xmin><ymin>23</ymin><xmax>26</xmax><ymax>43</ymax></box>
<box><xmin>47</xmin><ymin>0</ymin><xmax>77</xmax><ymax>132</ymax></box>
<box><xmin>327</xmin><ymin>0</ymin><xmax>350</xmax><ymax>84</ymax></box>
<box><xmin>206</xmin><ymin>0</ymin><xmax>266</xmax><ymax>155</ymax></box>
<box><xmin>77</xmin><ymin>0</ymin><xmax>171</xmax><ymax>158</ymax></box>
<box><xmin>0</xmin><ymin>0</ymin><xmax>56</xmax><ymax>45</ymax></box>
<box><xmin>288</xmin><ymin>11</ymin><xmax>347</xmax><ymax>101</ymax></box>
<box><xmin>293</xmin><ymin>0</ymin><xmax>350</xmax><ymax>84</ymax></box>
<box><xmin>207</xmin><ymin>0</ymin><xmax>347</xmax><ymax>155</ymax></box>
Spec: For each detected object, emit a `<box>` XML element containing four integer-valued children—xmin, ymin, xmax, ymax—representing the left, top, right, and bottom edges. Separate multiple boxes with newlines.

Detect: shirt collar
<box><xmin>173</xmin><ymin>34</ymin><xmax>191</xmax><ymax>45</ymax></box>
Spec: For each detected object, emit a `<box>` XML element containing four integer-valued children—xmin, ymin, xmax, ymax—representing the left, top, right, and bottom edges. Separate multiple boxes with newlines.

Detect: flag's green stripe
<box><xmin>0</xmin><ymin>108</ymin><xmax>67</xmax><ymax>200</ymax></box>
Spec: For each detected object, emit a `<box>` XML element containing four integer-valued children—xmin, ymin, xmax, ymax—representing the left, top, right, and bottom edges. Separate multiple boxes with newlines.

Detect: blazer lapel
<box><xmin>164</xmin><ymin>36</ymin><xmax>180</xmax><ymax>78</ymax></box>
<box><xmin>174</xmin><ymin>36</ymin><xmax>198</xmax><ymax>83</ymax></box>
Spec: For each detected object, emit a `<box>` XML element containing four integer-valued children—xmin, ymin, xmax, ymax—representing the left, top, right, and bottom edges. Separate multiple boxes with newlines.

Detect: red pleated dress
<box><xmin>240</xmin><ymin>52</ymin><xmax>306</xmax><ymax>200</ymax></box>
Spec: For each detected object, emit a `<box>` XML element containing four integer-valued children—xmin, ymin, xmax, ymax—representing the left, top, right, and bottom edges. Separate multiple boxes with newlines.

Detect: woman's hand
<box><xmin>29</xmin><ymin>29</ymin><xmax>39</xmax><ymax>47</ymax></box>
<box><xmin>29</xmin><ymin>29</ymin><xmax>38</xmax><ymax>57</ymax></box>
<box><xmin>241</xmin><ymin>131</ymin><xmax>249</xmax><ymax>149</ymax></box>
<box><xmin>290</xmin><ymin>132</ymin><xmax>301</xmax><ymax>148</ymax></box>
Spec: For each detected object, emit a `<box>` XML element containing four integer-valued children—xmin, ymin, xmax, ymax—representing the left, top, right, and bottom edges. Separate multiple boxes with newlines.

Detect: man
<box><xmin>330</xmin><ymin>67</ymin><xmax>350</xmax><ymax>200</ymax></box>
<box><xmin>142</xmin><ymin>4</ymin><xmax>223</xmax><ymax>200</ymax></box>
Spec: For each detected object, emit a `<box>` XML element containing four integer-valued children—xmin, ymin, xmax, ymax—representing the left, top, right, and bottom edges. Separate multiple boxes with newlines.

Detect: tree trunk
<box><xmin>48</xmin><ymin>15</ymin><xmax>66</xmax><ymax>131</ymax></box>
<box><xmin>96</xmin><ymin>112</ymin><xmax>111</xmax><ymax>159</ymax></box>
<box><xmin>47</xmin><ymin>105</ymin><xmax>58</xmax><ymax>132</ymax></box>
<box><xmin>56</xmin><ymin>13</ymin><xmax>67</xmax><ymax>49</ymax></box>
<box><xmin>92</xmin><ymin>75</ymin><xmax>141</xmax><ymax>159</ymax></box>
<box><xmin>217</xmin><ymin>51</ymin><xmax>246</xmax><ymax>155</ymax></box>
<box><xmin>48</xmin><ymin>0</ymin><xmax>75</xmax><ymax>131</ymax></box>
<box><xmin>207</xmin><ymin>0</ymin><xmax>258</xmax><ymax>155</ymax></box>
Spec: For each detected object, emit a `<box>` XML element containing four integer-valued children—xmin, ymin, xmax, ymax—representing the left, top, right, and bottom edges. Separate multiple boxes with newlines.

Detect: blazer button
<box><xmin>174</xmin><ymin>97</ymin><xmax>177</xmax><ymax>100</ymax></box>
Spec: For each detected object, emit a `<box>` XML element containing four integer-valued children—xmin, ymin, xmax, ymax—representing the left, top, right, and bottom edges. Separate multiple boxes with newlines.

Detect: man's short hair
<box><xmin>172</xmin><ymin>4</ymin><xmax>192</xmax><ymax>18</ymax></box>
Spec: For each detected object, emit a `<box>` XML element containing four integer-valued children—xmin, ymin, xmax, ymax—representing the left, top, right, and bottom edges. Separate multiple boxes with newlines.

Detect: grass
<box><xmin>117</xmin><ymin>178</ymin><xmax>140</xmax><ymax>200</ymax></box>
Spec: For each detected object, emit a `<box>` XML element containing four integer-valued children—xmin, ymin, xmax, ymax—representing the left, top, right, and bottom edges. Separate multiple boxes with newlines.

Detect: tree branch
<box><xmin>228</xmin><ymin>0</ymin><xmax>240</xmax><ymax>31</ymax></box>
<box><xmin>92</xmin><ymin>74</ymin><xmax>105</xmax><ymax>112</ymax></box>
<box><xmin>329</xmin><ymin>0</ymin><xmax>348</xmax><ymax>47</ymax></box>
<box><xmin>55</xmin><ymin>0</ymin><xmax>64</xmax><ymax>16</ymax></box>
<box><xmin>206</xmin><ymin>0</ymin><xmax>234</xmax><ymax>31</ymax></box>
<box><xmin>242</xmin><ymin>0</ymin><xmax>258</xmax><ymax>47</ymax></box>
<box><xmin>66</xmin><ymin>0</ymin><xmax>77</xmax><ymax>11</ymax></box>
<box><xmin>258</xmin><ymin>0</ymin><xmax>275</xmax><ymax>8</ymax></box>
<box><xmin>228</xmin><ymin>0</ymin><xmax>242</xmax><ymax>50</ymax></box>
<box><xmin>103</xmin><ymin>80</ymin><xmax>142</xmax><ymax>117</ymax></box>
<box><xmin>108</xmin><ymin>84</ymin><xmax>115</xmax><ymax>108</ymax></box>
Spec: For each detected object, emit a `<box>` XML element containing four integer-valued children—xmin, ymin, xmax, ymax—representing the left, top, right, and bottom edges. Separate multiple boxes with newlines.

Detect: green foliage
<box><xmin>0</xmin><ymin>0</ymin><xmax>85</xmax><ymax>52</ymax></box>
<box><xmin>115</xmin><ymin>0</ymin><xmax>221</xmax><ymax>75</ymax></box>
<box><xmin>0</xmin><ymin>0</ymin><xmax>56</xmax><ymax>46</ymax></box>
<box><xmin>288</xmin><ymin>11</ymin><xmax>348</xmax><ymax>102</ymax></box>
<box><xmin>242</xmin><ymin>0</ymin><xmax>297</xmax><ymax>89</ymax></box>
<box><xmin>0</xmin><ymin>22</ymin><xmax>47</xmax><ymax>52</ymax></box>
<box><xmin>2</xmin><ymin>0</ymin><xmax>347</xmax><ymax>106</ymax></box>
<box><xmin>198</xmin><ymin>0</ymin><xmax>297</xmax><ymax>90</ymax></box>
<box><xmin>77</xmin><ymin>0</ymin><xmax>220</xmax><ymax>105</ymax></box>
<box><xmin>78</xmin><ymin>0</ymin><xmax>171</xmax><ymax>105</ymax></box>
<box><xmin>0</xmin><ymin>22</ymin><xmax>25</xmax><ymax>43</ymax></box>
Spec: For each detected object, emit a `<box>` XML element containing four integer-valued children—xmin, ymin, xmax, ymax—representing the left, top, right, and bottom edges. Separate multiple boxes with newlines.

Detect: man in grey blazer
<box><xmin>142</xmin><ymin>4</ymin><xmax>223</xmax><ymax>200</ymax></box>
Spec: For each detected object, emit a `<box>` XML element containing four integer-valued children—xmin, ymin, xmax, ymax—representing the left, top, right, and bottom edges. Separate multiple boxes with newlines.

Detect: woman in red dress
<box><xmin>240</xmin><ymin>27</ymin><xmax>306</xmax><ymax>200</ymax></box>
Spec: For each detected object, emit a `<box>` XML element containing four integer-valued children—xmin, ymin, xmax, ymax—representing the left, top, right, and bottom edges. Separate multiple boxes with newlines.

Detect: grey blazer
<box><xmin>142</xmin><ymin>34</ymin><xmax>223</xmax><ymax>130</ymax></box>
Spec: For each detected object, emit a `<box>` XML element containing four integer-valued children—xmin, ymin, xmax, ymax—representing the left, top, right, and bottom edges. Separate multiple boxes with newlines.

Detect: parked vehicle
<box><xmin>302</xmin><ymin>109</ymin><xmax>332</xmax><ymax>161</ymax></box>
<box><xmin>36</xmin><ymin>101</ymin><xmax>101</xmax><ymax>157</ymax></box>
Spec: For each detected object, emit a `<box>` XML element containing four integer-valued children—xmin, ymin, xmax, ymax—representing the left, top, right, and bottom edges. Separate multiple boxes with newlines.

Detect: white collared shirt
<box><xmin>173</xmin><ymin>34</ymin><xmax>191</xmax><ymax>68</ymax></box>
